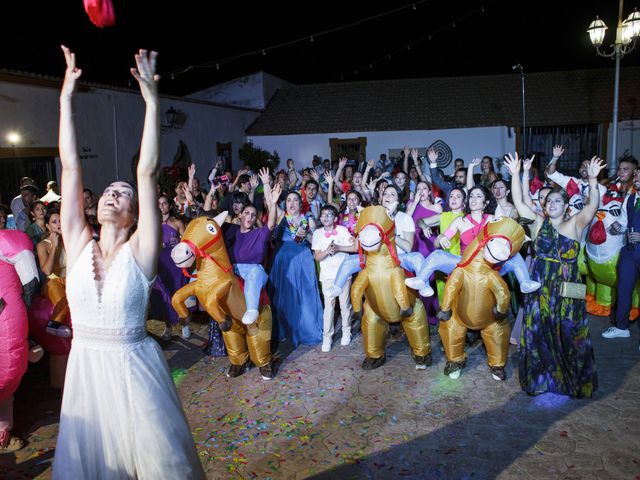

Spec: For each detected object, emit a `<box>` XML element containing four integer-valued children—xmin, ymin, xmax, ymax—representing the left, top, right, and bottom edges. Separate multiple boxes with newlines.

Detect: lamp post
<box><xmin>588</xmin><ymin>1</ymin><xmax>640</xmax><ymax>177</ymax></box>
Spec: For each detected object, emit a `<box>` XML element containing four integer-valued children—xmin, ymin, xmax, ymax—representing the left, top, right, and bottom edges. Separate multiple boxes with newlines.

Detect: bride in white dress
<box><xmin>52</xmin><ymin>46</ymin><xmax>204</xmax><ymax>479</ymax></box>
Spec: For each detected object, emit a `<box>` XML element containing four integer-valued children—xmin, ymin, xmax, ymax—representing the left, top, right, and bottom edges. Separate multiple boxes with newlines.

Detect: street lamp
<box><xmin>588</xmin><ymin>1</ymin><xmax>640</xmax><ymax>177</ymax></box>
<box><xmin>6</xmin><ymin>132</ymin><xmax>21</xmax><ymax>147</ymax></box>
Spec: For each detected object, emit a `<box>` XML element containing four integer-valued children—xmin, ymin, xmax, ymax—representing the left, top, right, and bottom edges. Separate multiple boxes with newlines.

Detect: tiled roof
<box><xmin>246</xmin><ymin>67</ymin><xmax>640</xmax><ymax>135</ymax></box>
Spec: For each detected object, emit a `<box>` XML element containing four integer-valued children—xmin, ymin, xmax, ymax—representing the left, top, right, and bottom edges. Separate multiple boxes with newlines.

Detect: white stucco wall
<box><xmin>0</xmin><ymin>79</ymin><xmax>259</xmax><ymax>193</ymax></box>
<box><xmin>612</xmin><ymin>120</ymin><xmax>640</xmax><ymax>161</ymax></box>
<box><xmin>249</xmin><ymin>127</ymin><xmax>516</xmax><ymax>174</ymax></box>
<box><xmin>188</xmin><ymin>72</ymin><xmax>289</xmax><ymax>110</ymax></box>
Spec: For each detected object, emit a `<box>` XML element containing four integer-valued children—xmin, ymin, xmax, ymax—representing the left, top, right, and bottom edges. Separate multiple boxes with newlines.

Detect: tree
<box><xmin>238</xmin><ymin>142</ymin><xmax>280</xmax><ymax>172</ymax></box>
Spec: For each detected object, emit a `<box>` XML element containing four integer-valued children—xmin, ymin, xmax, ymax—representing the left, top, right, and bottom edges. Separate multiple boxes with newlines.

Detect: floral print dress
<box><xmin>519</xmin><ymin>218</ymin><xmax>597</xmax><ymax>398</ymax></box>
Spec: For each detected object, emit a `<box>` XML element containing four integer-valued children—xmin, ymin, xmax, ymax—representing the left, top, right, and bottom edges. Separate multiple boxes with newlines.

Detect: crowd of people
<box><xmin>1</xmin><ymin>46</ymin><xmax>639</xmax><ymax>477</ymax></box>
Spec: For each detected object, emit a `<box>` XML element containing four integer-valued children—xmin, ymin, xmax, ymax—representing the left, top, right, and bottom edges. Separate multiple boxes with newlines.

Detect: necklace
<box><xmin>285</xmin><ymin>213</ymin><xmax>308</xmax><ymax>240</ymax></box>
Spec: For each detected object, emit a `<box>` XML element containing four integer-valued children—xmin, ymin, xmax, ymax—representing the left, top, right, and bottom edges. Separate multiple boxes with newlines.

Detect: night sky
<box><xmin>0</xmin><ymin>0</ymin><xmax>632</xmax><ymax>95</ymax></box>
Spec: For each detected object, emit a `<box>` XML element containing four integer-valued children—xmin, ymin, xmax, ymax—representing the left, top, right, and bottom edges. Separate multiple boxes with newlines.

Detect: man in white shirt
<box><xmin>312</xmin><ymin>205</ymin><xmax>357</xmax><ymax>352</ymax></box>
<box><xmin>10</xmin><ymin>178</ymin><xmax>39</xmax><ymax>232</ymax></box>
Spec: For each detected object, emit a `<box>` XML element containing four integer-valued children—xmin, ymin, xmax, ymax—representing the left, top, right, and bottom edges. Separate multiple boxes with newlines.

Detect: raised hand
<box><xmin>523</xmin><ymin>154</ymin><xmax>536</xmax><ymax>171</ymax></box>
<box><xmin>269</xmin><ymin>182</ymin><xmax>282</xmax><ymax>204</ymax></box>
<box><xmin>258</xmin><ymin>167</ymin><xmax>271</xmax><ymax>185</ymax></box>
<box><xmin>309</xmin><ymin>169</ymin><xmax>320</xmax><ymax>182</ymax></box>
<box><xmin>552</xmin><ymin>145</ymin><xmax>565</xmax><ymax>158</ymax></box>
<box><xmin>469</xmin><ymin>157</ymin><xmax>481</xmax><ymax>169</ymax></box>
<box><xmin>587</xmin><ymin>156</ymin><xmax>606</xmax><ymax>179</ymax></box>
<box><xmin>403</xmin><ymin>146</ymin><xmax>410</xmax><ymax>158</ymax></box>
<box><xmin>325</xmin><ymin>170</ymin><xmax>335</xmax><ymax>184</ymax></box>
<box><xmin>338</xmin><ymin>157</ymin><xmax>348</xmax><ymax>169</ymax></box>
<box><xmin>503</xmin><ymin>153</ymin><xmax>521</xmax><ymax>176</ymax></box>
<box><xmin>367</xmin><ymin>159</ymin><xmax>375</xmax><ymax>169</ymax></box>
<box><xmin>410</xmin><ymin>148</ymin><xmax>419</xmax><ymax>161</ymax></box>
<box><xmin>60</xmin><ymin>45</ymin><xmax>83</xmax><ymax>98</ymax></box>
<box><xmin>188</xmin><ymin>163</ymin><xmax>196</xmax><ymax>179</ymax></box>
<box><xmin>181</xmin><ymin>183</ymin><xmax>194</xmax><ymax>204</ymax></box>
<box><xmin>427</xmin><ymin>148</ymin><xmax>438</xmax><ymax>164</ymax></box>
<box><xmin>130</xmin><ymin>49</ymin><xmax>159</xmax><ymax>103</ymax></box>
<box><xmin>249</xmin><ymin>174</ymin><xmax>259</xmax><ymax>190</ymax></box>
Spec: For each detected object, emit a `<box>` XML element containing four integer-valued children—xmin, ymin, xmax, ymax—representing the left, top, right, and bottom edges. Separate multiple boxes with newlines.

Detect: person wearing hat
<box><xmin>10</xmin><ymin>178</ymin><xmax>39</xmax><ymax>232</ymax></box>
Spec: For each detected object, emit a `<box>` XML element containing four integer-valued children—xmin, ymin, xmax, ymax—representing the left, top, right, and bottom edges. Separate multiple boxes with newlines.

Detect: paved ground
<box><xmin>1</xmin><ymin>314</ymin><xmax>639</xmax><ymax>479</ymax></box>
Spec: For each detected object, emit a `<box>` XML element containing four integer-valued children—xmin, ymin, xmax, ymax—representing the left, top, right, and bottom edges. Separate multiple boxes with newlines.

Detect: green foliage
<box><xmin>238</xmin><ymin>142</ymin><xmax>280</xmax><ymax>172</ymax></box>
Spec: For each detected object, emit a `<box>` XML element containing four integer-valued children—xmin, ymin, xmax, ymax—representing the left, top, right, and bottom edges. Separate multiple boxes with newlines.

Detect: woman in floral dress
<box><xmin>505</xmin><ymin>153</ymin><xmax>605</xmax><ymax>398</ymax></box>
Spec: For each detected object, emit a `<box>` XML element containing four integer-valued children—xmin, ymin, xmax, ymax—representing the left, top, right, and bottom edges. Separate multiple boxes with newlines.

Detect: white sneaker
<box><xmin>181</xmin><ymin>325</ymin><xmax>191</xmax><ymax>339</ymax></box>
<box><xmin>419</xmin><ymin>285</ymin><xmax>435</xmax><ymax>297</ymax></box>
<box><xmin>602</xmin><ymin>326</ymin><xmax>630</xmax><ymax>339</ymax></box>
<box><xmin>405</xmin><ymin>277</ymin><xmax>427</xmax><ymax>291</ymax></box>
<box><xmin>161</xmin><ymin>326</ymin><xmax>172</xmax><ymax>341</ymax></box>
<box><xmin>340</xmin><ymin>333</ymin><xmax>351</xmax><ymax>346</ymax></box>
<box><xmin>321</xmin><ymin>339</ymin><xmax>332</xmax><ymax>352</ymax></box>
<box><xmin>242</xmin><ymin>309</ymin><xmax>260</xmax><ymax>325</ymax></box>
<box><xmin>448</xmin><ymin>370</ymin><xmax>461</xmax><ymax>379</ymax></box>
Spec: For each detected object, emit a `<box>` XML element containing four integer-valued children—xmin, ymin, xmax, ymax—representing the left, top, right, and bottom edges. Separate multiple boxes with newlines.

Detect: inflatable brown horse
<box><xmin>438</xmin><ymin>217</ymin><xmax>525</xmax><ymax>381</ymax></box>
<box><xmin>170</xmin><ymin>212</ymin><xmax>274</xmax><ymax>380</ymax></box>
<box><xmin>351</xmin><ymin>206</ymin><xmax>431</xmax><ymax>370</ymax></box>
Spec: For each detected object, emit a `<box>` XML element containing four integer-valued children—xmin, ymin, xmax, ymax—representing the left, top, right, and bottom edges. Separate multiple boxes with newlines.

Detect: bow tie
<box><xmin>324</xmin><ymin>229</ymin><xmax>337</xmax><ymax>238</ymax></box>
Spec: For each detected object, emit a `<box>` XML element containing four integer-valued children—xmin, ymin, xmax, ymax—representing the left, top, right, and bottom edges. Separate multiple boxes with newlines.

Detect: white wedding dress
<box><xmin>52</xmin><ymin>241</ymin><xmax>204</xmax><ymax>479</ymax></box>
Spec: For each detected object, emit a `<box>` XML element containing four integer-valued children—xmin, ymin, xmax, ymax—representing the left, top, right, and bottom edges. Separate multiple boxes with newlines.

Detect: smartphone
<box><xmin>212</xmin><ymin>175</ymin><xmax>230</xmax><ymax>186</ymax></box>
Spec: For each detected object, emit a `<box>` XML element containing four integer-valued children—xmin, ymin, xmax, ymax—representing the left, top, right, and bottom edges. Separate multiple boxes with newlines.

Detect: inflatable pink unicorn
<box><xmin>0</xmin><ymin>230</ymin><xmax>39</xmax><ymax>452</ymax></box>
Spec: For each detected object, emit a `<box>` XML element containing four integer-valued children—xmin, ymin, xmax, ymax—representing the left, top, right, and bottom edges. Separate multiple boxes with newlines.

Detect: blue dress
<box><xmin>269</xmin><ymin>216</ymin><xmax>323</xmax><ymax>347</ymax></box>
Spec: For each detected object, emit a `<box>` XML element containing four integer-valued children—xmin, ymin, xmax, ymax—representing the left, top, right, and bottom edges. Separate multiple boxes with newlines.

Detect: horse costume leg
<box><xmin>438</xmin><ymin>316</ymin><xmax>467</xmax><ymax>364</ymax></box>
<box><xmin>171</xmin><ymin>282</ymin><xmax>197</xmax><ymax>319</ymax></box>
<box><xmin>389</xmin><ymin>268</ymin><xmax>412</xmax><ymax>315</ymax></box>
<box><xmin>361</xmin><ymin>303</ymin><xmax>387</xmax><ymax>366</ymax></box>
<box><xmin>401</xmin><ymin>299</ymin><xmax>431</xmax><ymax>361</ymax></box>
<box><xmin>221</xmin><ymin>321</ymin><xmax>250</xmax><ymax>367</ymax></box>
<box><xmin>480</xmin><ymin>321</ymin><xmax>510</xmax><ymax>368</ymax></box>
<box><xmin>245</xmin><ymin>305</ymin><xmax>272</xmax><ymax>368</ymax></box>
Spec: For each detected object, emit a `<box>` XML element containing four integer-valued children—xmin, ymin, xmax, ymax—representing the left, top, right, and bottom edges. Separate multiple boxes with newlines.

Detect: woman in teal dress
<box><xmin>269</xmin><ymin>191</ymin><xmax>323</xmax><ymax>347</ymax></box>
<box><xmin>505</xmin><ymin>153</ymin><xmax>605</xmax><ymax>398</ymax></box>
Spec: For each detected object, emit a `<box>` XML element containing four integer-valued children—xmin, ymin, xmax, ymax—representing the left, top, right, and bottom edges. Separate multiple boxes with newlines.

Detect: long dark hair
<box><xmin>464</xmin><ymin>185</ymin><xmax>496</xmax><ymax>215</ymax></box>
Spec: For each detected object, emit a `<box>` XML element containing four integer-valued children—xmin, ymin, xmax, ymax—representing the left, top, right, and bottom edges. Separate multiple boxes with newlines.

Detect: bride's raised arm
<box><xmin>59</xmin><ymin>45</ymin><xmax>93</xmax><ymax>268</ymax></box>
<box><xmin>129</xmin><ymin>50</ymin><xmax>161</xmax><ymax>280</ymax></box>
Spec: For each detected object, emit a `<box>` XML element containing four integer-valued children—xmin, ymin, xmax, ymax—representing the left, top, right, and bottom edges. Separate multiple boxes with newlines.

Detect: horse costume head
<box><xmin>354</xmin><ymin>205</ymin><xmax>400</xmax><ymax>267</ymax></box>
<box><xmin>458</xmin><ymin>217</ymin><xmax>525</xmax><ymax>268</ymax></box>
<box><xmin>170</xmin><ymin>211</ymin><xmax>230</xmax><ymax>272</ymax></box>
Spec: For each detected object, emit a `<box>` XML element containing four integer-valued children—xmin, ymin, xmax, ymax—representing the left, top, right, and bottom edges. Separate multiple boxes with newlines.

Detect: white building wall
<box><xmin>249</xmin><ymin>126</ymin><xmax>516</xmax><ymax>174</ymax></box>
<box><xmin>188</xmin><ymin>72</ymin><xmax>288</xmax><ymax>110</ymax></box>
<box><xmin>612</xmin><ymin>120</ymin><xmax>640</xmax><ymax>161</ymax></box>
<box><xmin>0</xmin><ymin>80</ymin><xmax>259</xmax><ymax>193</ymax></box>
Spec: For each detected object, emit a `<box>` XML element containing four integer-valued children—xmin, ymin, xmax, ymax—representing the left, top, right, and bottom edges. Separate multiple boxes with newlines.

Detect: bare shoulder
<box><xmin>129</xmin><ymin>231</ymin><xmax>158</xmax><ymax>281</ymax></box>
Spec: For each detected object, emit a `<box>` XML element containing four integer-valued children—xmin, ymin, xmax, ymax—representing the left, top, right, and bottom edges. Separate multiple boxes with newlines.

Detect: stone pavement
<box><xmin>1</xmin><ymin>314</ymin><xmax>639</xmax><ymax>479</ymax></box>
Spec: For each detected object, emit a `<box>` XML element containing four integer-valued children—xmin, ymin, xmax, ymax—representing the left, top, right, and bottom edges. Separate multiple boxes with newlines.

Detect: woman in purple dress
<box><xmin>150</xmin><ymin>194</ymin><xmax>186</xmax><ymax>340</ymax></box>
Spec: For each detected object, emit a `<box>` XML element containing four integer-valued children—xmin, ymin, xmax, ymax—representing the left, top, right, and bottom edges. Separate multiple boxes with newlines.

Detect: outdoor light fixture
<box><xmin>587</xmin><ymin>17</ymin><xmax>607</xmax><ymax>46</ymax></box>
<box><xmin>6</xmin><ymin>132</ymin><xmax>21</xmax><ymax>146</ymax></box>
<box><xmin>588</xmin><ymin>1</ymin><xmax>640</xmax><ymax>176</ymax></box>
<box><xmin>161</xmin><ymin>106</ymin><xmax>182</xmax><ymax>133</ymax></box>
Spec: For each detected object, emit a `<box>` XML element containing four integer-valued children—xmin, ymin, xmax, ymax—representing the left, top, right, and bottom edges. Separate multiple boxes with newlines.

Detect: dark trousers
<box><xmin>615</xmin><ymin>246</ymin><xmax>640</xmax><ymax>330</ymax></box>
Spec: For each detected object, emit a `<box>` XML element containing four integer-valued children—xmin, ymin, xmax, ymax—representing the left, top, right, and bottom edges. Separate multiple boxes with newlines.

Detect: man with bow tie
<box><xmin>312</xmin><ymin>205</ymin><xmax>358</xmax><ymax>352</ymax></box>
